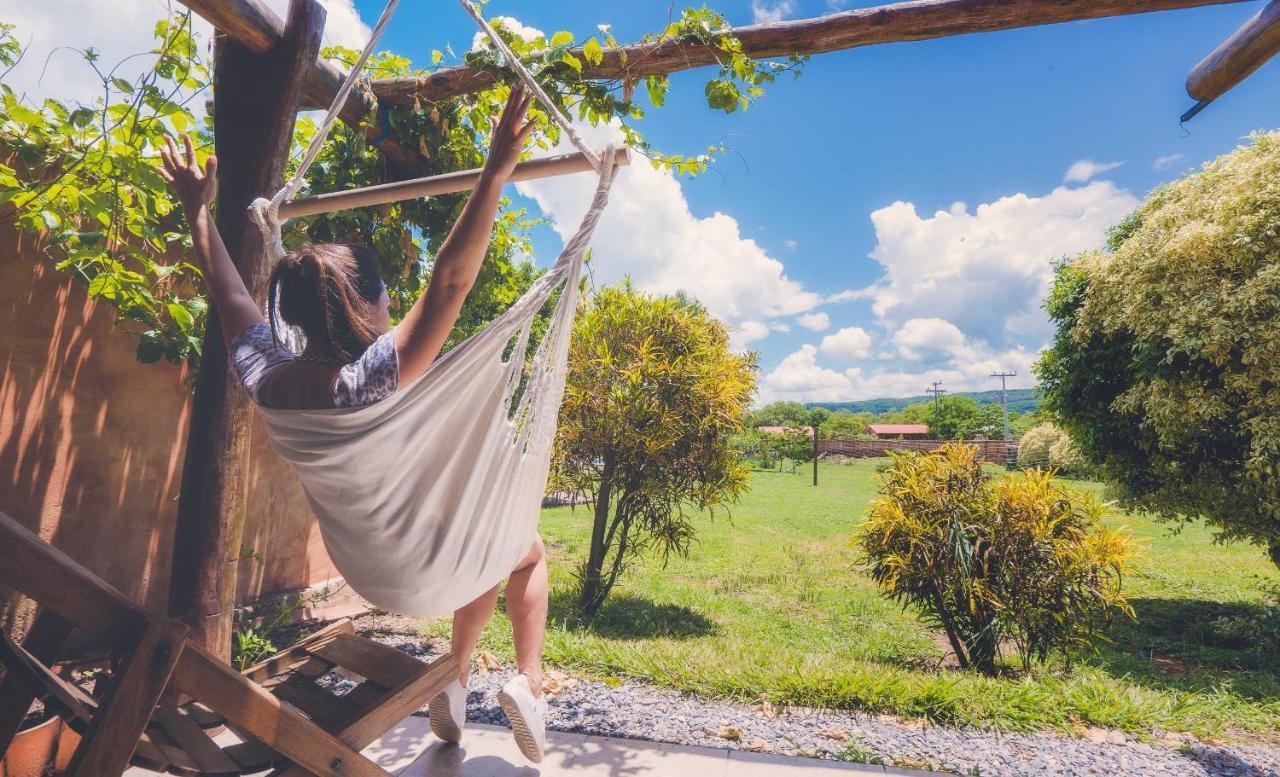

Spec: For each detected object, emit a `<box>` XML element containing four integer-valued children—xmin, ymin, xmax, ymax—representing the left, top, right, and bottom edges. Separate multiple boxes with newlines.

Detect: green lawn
<box><xmin>417</xmin><ymin>459</ymin><xmax>1280</xmax><ymax>739</ymax></box>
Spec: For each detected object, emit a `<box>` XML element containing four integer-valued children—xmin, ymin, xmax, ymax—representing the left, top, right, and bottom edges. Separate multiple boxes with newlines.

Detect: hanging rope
<box><xmin>455</xmin><ymin>0</ymin><xmax>602</xmax><ymax>172</ymax></box>
<box><xmin>251</xmin><ymin>0</ymin><xmax>607</xmax><ymax>262</ymax></box>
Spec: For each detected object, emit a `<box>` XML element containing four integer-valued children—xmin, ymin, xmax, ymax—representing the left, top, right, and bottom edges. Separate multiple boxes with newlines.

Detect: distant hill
<box><xmin>807</xmin><ymin>388</ymin><xmax>1040</xmax><ymax>415</ymax></box>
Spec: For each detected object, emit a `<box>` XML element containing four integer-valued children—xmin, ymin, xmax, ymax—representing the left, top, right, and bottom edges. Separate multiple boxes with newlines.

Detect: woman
<box><xmin>161</xmin><ymin>87</ymin><xmax>551</xmax><ymax>762</ymax></box>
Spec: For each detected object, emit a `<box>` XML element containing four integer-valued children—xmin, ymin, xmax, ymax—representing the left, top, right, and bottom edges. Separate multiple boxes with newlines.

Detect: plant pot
<box><xmin>0</xmin><ymin>715</ymin><xmax>78</xmax><ymax>777</ymax></box>
<box><xmin>1</xmin><ymin>654</ymin><xmax>102</xmax><ymax>777</ymax></box>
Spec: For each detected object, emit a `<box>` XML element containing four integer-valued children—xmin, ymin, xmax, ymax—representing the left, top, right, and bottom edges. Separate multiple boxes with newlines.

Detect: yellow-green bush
<box><xmin>860</xmin><ymin>444</ymin><xmax>1134</xmax><ymax>674</ymax></box>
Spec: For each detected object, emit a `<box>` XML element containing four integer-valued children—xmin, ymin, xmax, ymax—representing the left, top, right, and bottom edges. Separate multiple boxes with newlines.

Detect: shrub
<box><xmin>1017</xmin><ymin>422</ymin><xmax>1087</xmax><ymax>477</ymax></box>
<box><xmin>860</xmin><ymin>444</ymin><xmax>1134</xmax><ymax>674</ymax></box>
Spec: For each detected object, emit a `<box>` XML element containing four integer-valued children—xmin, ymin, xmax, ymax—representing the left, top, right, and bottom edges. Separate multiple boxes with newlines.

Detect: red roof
<box><xmin>867</xmin><ymin>424</ymin><xmax>929</xmax><ymax>435</ymax></box>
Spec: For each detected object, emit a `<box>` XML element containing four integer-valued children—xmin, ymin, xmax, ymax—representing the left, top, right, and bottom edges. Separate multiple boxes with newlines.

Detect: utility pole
<box><xmin>925</xmin><ymin>381</ymin><xmax>946</xmax><ymax>437</ymax></box>
<box><xmin>990</xmin><ymin>371</ymin><xmax>1017</xmax><ymax>441</ymax></box>
<box><xmin>991</xmin><ymin>370</ymin><xmax>1017</xmax><ymax>469</ymax></box>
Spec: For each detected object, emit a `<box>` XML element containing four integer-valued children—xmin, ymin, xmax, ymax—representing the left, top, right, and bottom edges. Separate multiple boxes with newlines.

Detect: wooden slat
<box><xmin>269</xmin><ymin>652</ymin><xmax>458</xmax><ymax>777</ymax></box>
<box><xmin>0</xmin><ymin>609</ymin><xmax>73</xmax><ymax>754</ymax></box>
<box><xmin>0</xmin><ymin>511</ymin><xmax>148</xmax><ymax>650</ymax></box>
<box><xmin>278</xmin><ymin>148</ymin><xmax>631</xmax><ymax>220</ymax></box>
<box><xmin>270</xmin><ymin>674</ymin><xmax>360</xmax><ymax>732</ymax></box>
<box><xmin>65</xmin><ymin>619</ymin><xmax>188</xmax><ymax>777</ymax></box>
<box><xmin>171</xmin><ymin>644</ymin><xmax>389</xmax><ymax>777</ymax></box>
<box><xmin>341</xmin><ymin>681</ymin><xmax>387</xmax><ymax>710</ymax></box>
<box><xmin>240</xmin><ymin>620</ymin><xmax>353</xmax><ymax>684</ymax></box>
<box><xmin>306</xmin><ymin>634</ymin><xmax>425</xmax><ymax>689</ymax></box>
<box><xmin>144</xmin><ymin>725</ymin><xmax>205</xmax><ymax>775</ymax></box>
<box><xmin>223</xmin><ymin>738</ymin><xmax>283</xmax><ymax>771</ymax></box>
<box><xmin>131</xmin><ymin>732</ymin><xmax>178</xmax><ymax>773</ymax></box>
<box><xmin>0</xmin><ymin>627</ymin><xmax>97</xmax><ymax>728</ymax></box>
<box><xmin>154</xmin><ymin>706</ymin><xmax>243</xmax><ymax>774</ymax></box>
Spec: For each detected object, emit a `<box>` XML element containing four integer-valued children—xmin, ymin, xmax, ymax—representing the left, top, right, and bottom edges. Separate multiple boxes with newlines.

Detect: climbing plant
<box><xmin>0</xmin><ymin>7</ymin><xmax>805</xmax><ymax>367</ymax></box>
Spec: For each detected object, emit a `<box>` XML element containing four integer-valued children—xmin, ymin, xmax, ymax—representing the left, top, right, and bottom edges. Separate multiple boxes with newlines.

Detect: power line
<box><xmin>925</xmin><ymin>381</ymin><xmax>946</xmax><ymax>435</ymax></box>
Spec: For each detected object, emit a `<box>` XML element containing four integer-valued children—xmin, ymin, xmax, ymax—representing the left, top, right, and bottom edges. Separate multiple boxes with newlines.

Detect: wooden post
<box><xmin>812</xmin><ymin>426</ymin><xmax>819</xmax><ymax>486</ymax></box>
<box><xmin>168</xmin><ymin>0</ymin><xmax>325</xmax><ymax>661</ymax></box>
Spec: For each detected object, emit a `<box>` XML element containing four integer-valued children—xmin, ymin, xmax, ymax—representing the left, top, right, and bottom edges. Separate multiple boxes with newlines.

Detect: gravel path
<box><xmin>338</xmin><ymin>628</ymin><xmax>1280</xmax><ymax>777</ymax></box>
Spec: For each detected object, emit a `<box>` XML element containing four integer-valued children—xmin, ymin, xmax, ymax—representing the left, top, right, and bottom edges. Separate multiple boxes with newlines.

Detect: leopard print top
<box><xmin>230</xmin><ymin>323</ymin><xmax>399</xmax><ymax>409</ymax></box>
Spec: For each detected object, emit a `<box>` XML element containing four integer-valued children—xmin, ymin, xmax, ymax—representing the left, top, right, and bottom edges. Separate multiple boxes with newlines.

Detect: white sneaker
<box><xmin>429</xmin><ymin>679</ymin><xmax>467</xmax><ymax>743</ymax></box>
<box><xmin>497</xmin><ymin>673</ymin><xmax>546</xmax><ymax>763</ymax></box>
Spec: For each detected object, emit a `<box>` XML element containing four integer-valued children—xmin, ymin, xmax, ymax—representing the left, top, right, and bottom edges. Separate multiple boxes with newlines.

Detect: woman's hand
<box><xmin>482</xmin><ymin>86</ymin><xmax>537</xmax><ymax>180</ymax></box>
<box><xmin>159</xmin><ymin>133</ymin><xmax>217</xmax><ymax>214</ymax></box>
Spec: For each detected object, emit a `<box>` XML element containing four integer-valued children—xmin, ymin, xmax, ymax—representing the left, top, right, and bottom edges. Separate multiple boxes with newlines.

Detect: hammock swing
<box><xmin>245</xmin><ymin>0</ymin><xmax>620</xmax><ymax>617</ymax></box>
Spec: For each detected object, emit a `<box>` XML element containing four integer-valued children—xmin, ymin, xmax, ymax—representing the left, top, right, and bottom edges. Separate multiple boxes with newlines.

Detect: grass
<box><xmin>415</xmin><ymin>459</ymin><xmax>1280</xmax><ymax>739</ymax></box>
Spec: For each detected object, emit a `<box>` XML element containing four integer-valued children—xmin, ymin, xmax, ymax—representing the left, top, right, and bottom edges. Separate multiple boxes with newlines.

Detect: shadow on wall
<box><xmin>0</xmin><ymin>226</ymin><xmax>336</xmax><ymax>637</ymax></box>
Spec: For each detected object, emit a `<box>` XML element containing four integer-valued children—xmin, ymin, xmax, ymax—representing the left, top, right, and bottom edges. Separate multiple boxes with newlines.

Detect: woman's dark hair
<box><xmin>267</xmin><ymin>242</ymin><xmax>385</xmax><ymax>362</ymax></box>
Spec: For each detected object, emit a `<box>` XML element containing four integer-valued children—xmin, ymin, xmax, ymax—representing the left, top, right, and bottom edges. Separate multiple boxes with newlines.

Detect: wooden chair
<box><xmin>0</xmin><ymin>510</ymin><xmax>458</xmax><ymax>776</ymax></box>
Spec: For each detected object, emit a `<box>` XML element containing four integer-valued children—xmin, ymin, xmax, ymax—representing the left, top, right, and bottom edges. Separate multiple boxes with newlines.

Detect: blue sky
<box><xmin>8</xmin><ymin>0</ymin><xmax>1280</xmax><ymax>402</ymax></box>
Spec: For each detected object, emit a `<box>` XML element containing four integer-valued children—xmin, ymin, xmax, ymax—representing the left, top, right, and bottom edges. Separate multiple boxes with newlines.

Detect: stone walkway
<box><xmin>123</xmin><ymin>716</ymin><xmax>941</xmax><ymax>777</ymax></box>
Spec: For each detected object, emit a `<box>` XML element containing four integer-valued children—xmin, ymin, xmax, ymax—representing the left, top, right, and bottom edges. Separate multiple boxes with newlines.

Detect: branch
<box><xmin>365</xmin><ymin>0</ymin><xmax>1251</xmax><ymax>106</ymax></box>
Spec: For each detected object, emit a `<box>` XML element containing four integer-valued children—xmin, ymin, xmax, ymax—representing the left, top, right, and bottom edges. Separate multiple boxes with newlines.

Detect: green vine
<box><xmin>0</xmin><ymin>5</ymin><xmax>805</xmax><ymax>369</ymax></box>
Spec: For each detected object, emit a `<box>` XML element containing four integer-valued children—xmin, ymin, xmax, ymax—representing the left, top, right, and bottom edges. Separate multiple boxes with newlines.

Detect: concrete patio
<box><xmin>124</xmin><ymin>716</ymin><xmax>942</xmax><ymax>777</ymax></box>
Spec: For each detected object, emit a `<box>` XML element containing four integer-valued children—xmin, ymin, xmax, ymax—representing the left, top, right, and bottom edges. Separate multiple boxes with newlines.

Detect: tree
<box><xmin>551</xmin><ymin>283</ymin><xmax>757</xmax><ymax>615</ymax></box>
<box><xmin>1037</xmin><ymin>132</ymin><xmax>1280</xmax><ymax>567</ymax></box>
<box><xmin>821</xmin><ymin>410</ymin><xmax>873</xmax><ymax>439</ymax></box>
<box><xmin>886</xmin><ymin>396</ymin><xmax>999</xmax><ymax>439</ymax></box>
<box><xmin>749</xmin><ymin>401</ymin><xmax>812</xmax><ymax>430</ymax></box>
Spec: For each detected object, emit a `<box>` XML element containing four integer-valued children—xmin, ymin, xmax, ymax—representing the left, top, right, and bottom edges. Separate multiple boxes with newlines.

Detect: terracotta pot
<box><xmin>1</xmin><ymin>716</ymin><xmax>61</xmax><ymax>777</ymax></box>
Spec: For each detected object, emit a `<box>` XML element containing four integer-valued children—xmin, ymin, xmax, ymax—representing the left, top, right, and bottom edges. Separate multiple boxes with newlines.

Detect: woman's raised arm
<box><xmin>160</xmin><ymin>134</ymin><xmax>265</xmax><ymax>346</ymax></box>
<box><xmin>393</xmin><ymin>86</ymin><xmax>537</xmax><ymax>383</ymax></box>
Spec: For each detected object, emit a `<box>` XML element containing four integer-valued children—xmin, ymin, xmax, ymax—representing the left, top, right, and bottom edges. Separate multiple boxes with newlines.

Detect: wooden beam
<box><xmin>168</xmin><ymin>0</ymin><xmax>324</xmax><ymax>661</ymax></box>
<box><xmin>280</xmin><ymin>148</ymin><xmax>630</xmax><ymax>219</ymax></box>
<box><xmin>366</xmin><ymin>0</ymin><xmax>1253</xmax><ymax>106</ymax></box>
<box><xmin>1184</xmin><ymin>0</ymin><xmax>1280</xmax><ymax>117</ymax></box>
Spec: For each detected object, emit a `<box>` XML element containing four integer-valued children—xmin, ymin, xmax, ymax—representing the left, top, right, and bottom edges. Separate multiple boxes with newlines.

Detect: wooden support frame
<box><xmin>1183</xmin><ymin>0</ymin><xmax>1280</xmax><ymax>119</ymax></box>
<box><xmin>175</xmin><ymin>0</ymin><xmax>1253</xmax><ymax>178</ymax></box>
<box><xmin>280</xmin><ymin>147</ymin><xmax>631</xmax><ymax>219</ymax></box>
<box><xmin>168</xmin><ymin>0</ymin><xmax>325</xmax><ymax>661</ymax></box>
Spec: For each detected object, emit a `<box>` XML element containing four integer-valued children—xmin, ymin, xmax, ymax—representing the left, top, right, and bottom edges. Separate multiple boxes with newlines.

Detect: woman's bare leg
<box><xmin>505</xmin><ymin>535</ymin><xmax>548</xmax><ymax>697</ymax></box>
<box><xmin>451</xmin><ymin>584</ymin><xmax>500</xmax><ymax>686</ymax></box>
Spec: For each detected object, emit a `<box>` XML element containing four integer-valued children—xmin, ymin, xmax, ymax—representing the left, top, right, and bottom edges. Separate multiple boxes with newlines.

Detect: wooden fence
<box><xmin>818</xmin><ymin>438</ymin><xmax>1017</xmax><ymax>464</ymax></box>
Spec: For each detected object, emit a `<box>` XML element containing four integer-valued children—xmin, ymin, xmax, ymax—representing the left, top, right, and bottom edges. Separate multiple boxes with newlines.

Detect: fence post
<box><xmin>812</xmin><ymin>427</ymin><xmax>819</xmax><ymax>486</ymax></box>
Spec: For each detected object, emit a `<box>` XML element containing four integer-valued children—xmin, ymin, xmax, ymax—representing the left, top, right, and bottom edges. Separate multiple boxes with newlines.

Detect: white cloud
<box><xmin>819</xmin><ymin>326</ymin><xmax>873</xmax><ymax>361</ymax></box>
<box><xmin>864</xmin><ymin>181</ymin><xmax>1137</xmax><ymax>350</ymax></box>
<box><xmin>470</xmin><ymin>16</ymin><xmax>544</xmax><ymax>51</ymax></box>
<box><xmin>517</xmin><ymin>122</ymin><xmax>823</xmax><ymax>330</ymax></box>
<box><xmin>796</xmin><ymin>312</ymin><xmax>830</xmax><ymax>331</ymax></box>
<box><xmin>891</xmin><ymin>317</ymin><xmax>966</xmax><ymax>360</ymax></box>
<box><xmin>730</xmin><ymin>320</ymin><xmax>771</xmax><ymax>351</ymax></box>
<box><xmin>784</xmin><ymin>239</ymin><xmax>799</xmax><ymax>250</ymax></box>
<box><xmin>5</xmin><ymin>0</ymin><xmax>370</xmax><ymax>105</ymax></box>
<box><xmin>1063</xmin><ymin>159</ymin><xmax>1124</xmax><ymax>183</ymax></box>
<box><xmin>761</xmin><ymin>340</ymin><xmax>1039</xmax><ymax>403</ymax></box>
<box><xmin>1153</xmin><ymin>153</ymin><xmax>1187</xmax><ymax>171</ymax></box>
<box><xmin>761</xmin><ymin>177</ymin><xmax>1135</xmax><ymax>403</ymax></box>
<box><xmin>751</xmin><ymin>1</ymin><xmax>797</xmax><ymax>23</ymax></box>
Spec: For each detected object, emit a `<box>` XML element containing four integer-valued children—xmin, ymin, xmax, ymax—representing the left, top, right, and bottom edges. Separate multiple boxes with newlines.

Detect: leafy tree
<box><xmin>1037</xmin><ymin>132</ymin><xmax>1280</xmax><ymax>567</ymax></box>
<box><xmin>861</xmin><ymin>444</ymin><xmax>1134</xmax><ymax>674</ymax></box>
<box><xmin>885</xmin><ymin>396</ymin><xmax>1000</xmax><ymax>439</ymax></box>
<box><xmin>749</xmin><ymin>401</ymin><xmax>812</xmax><ymax>430</ymax></box>
<box><xmin>1</xmin><ymin>8</ymin><xmax>805</xmax><ymax>366</ymax></box>
<box><xmin>551</xmin><ymin>283</ymin><xmax>757</xmax><ymax>615</ymax></box>
<box><xmin>820</xmin><ymin>410</ymin><xmax>873</xmax><ymax>439</ymax></box>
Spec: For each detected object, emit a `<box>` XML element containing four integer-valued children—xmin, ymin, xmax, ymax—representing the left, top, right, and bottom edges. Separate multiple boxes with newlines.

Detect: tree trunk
<box><xmin>167</xmin><ymin>0</ymin><xmax>324</xmax><ymax>661</ymax></box>
<box><xmin>577</xmin><ymin>457</ymin><xmax>615</xmax><ymax>615</ymax></box>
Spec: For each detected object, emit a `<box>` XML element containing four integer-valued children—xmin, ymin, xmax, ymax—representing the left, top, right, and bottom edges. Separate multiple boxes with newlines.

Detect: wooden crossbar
<box><xmin>277</xmin><ymin>147</ymin><xmax>630</xmax><ymax>219</ymax></box>
<box><xmin>1183</xmin><ymin>0</ymin><xmax>1280</xmax><ymax>119</ymax></box>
